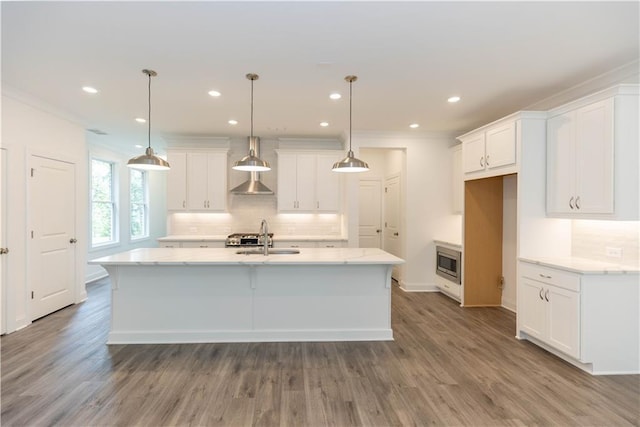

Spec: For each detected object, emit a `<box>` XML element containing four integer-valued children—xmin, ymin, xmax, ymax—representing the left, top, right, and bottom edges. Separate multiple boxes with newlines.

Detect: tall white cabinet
<box><xmin>276</xmin><ymin>150</ymin><xmax>342</xmax><ymax>212</ymax></box>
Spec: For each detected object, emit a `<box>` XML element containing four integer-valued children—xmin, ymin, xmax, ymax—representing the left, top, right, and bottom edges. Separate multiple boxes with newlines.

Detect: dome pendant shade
<box><xmin>127</xmin><ymin>69</ymin><xmax>170</xmax><ymax>171</ymax></box>
<box><xmin>332</xmin><ymin>150</ymin><xmax>369</xmax><ymax>173</ymax></box>
<box><xmin>128</xmin><ymin>147</ymin><xmax>170</xmax><ymax>171</ymax></box>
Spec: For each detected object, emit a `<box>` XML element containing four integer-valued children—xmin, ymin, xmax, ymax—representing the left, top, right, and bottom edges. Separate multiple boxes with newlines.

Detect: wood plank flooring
<box><xmin>2</xmin><ymin>278</ymin><xmax>638</xmax><ymax>426</ymax></box>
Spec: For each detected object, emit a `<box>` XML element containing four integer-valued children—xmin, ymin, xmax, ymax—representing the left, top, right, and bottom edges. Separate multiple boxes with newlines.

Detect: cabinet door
<box><xmin>276</xmin><ymin>241</ymin><xmax>316</xmax><ymax>248</ymax></box>
<box><xmin>485</xmin><ymin>122</ymin><xmax>516</xmax><ymax>169</ymax></box>
<box><xmin>206</xmin><ymin>153</ymin><xmax>227</xmax><ymax>211</ymax></box>
<box><xmin>574</xmin><ymin>99</ymin><xmax>614</xmax><ymax>214</ymax></box>
<box><xmin>547</xmin><ymin>112</ymin><xmax>576</xmax><ymax>214</ymax></box>
<box><xmin>315</xmin><ymin>154</ymin><xmax>341</xmax><ymax>211</ymax></box>
<box><xmin>186</xmin><ymin>153</ymin><xmax>209</xmax><ymax>210</ymax></box>
<box><xmin>462</xmin><ymin>133</ymin><xmax>486</xmax><ymax>173</ymax></box>
<box><xmin>296</xmin><ymin>154</ymin><xmax>317</xmax><ymax>211</ymax></box>
<box><xmin>519</xmin><ymin>278</ymin><xmax>546</xmax><ymax>341</ymax></box>
<box><xmin>277</xmin><ymin>153</ymin><xmax>299</xmax><ymax>211</ymax></box>
<box><xmin>166</xmin><ymin>152</ymin><xmax>187</xmax><ymax>210</ymax></box>
<box><xmin>546</xmin><ymin>284</ymin><xmax>580</xmax><ymax>358</ymax></box>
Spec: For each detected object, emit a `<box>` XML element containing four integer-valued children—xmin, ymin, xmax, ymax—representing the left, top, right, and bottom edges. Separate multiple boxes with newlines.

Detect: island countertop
<box><xmin>90</xmin><ymin>247</ymin><xmax>404</xmax><ymax>266</ymax></box>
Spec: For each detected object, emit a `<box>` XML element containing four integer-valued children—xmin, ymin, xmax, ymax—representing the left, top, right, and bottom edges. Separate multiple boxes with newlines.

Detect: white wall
<box><xmin>1</xmin><ymin>94</ymin><xmax>88</xmax><ymax>333</ymax></box>
<box><xmin>85</xmin><ymin>135</ymin><xmax>167</xmax><ymax>282</ymax></box>
<box><xmin>502</xmin><ymin>174</ymin><xmax>517</xmax><ymax>311</ymax></box>
<box><xmin>572</xmin><ymin>220</ymin><xmax>639</xmax><ymax>267</ymax></box>
<box><xmin>349</xmin><ymin>133</ymin><xmax>458</xmax><ymax>291</ymax></box>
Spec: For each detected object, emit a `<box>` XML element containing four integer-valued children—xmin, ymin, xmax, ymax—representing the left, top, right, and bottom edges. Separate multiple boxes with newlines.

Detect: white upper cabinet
<box><xmin>276</xmin><ymin>150</ymin><xmax>342</xmax><ymax>213</ymax></box>
<box><xmin>187</xmin><ymin>152</ymin><xmax>227</xmax><ymax>211</ymax></box>
<box><xmin>546</xmin><ymin>85</ymin><xmax>638</xmax><ymax>219</ymax></box>
<box><xmin>166</xmin><ymin>151</ymin><xmax>187</xmax><ymax>210</ymax></box>
<box><xmin>166</xmin><ymin>149</ymin><xmax>228</xmax><ymax>212</ymax></box>
<box><xmin>459</xmin><ymin>116</ymin><xmax>517</xmax><ymax>179</ymax></box>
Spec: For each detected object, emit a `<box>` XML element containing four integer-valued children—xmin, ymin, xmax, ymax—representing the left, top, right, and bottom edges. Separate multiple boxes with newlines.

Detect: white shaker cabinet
<box><xmin>166</xmin><ymin>149</ymin><xmax>228</xmax><ymax>212</ymax></box>
<box><xmin>166</xmin><ymin>151</ymin><xmax>187</xmax><ymax>210</ymax></box>
<box><xmin>459</xmin><ymin>117</ymin><xmax>517</xmax><ymax>179</ymax></box>
<box><xmin>518</xmin><ymin>260</ymin><xmax>639</xmax><ymax>375</ymax></box>
<box><xmin>546</xmin><ymin>85</ymin><xmax>638</xmax><ymax>219</ymax></box>
<box><xmin>276</xmin><ymin>150</ymin><xmax>342</xmax><ymax>212</ymax></box>
<box><xmin>186</xmin><ymin>152</ymin><xmax>227</xmax><ymax>211</ymax></box>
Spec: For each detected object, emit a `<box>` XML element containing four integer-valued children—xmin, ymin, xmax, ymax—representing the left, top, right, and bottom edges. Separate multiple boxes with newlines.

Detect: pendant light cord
<box><xmin>349</xmin><ymin>78</ymin><xmax>352</xmax><ymax>152</ymax></box>
<box><xmin>250</xmin><ymin>77</ymin><xmax>254</xmax><ymax>139</ymax></box>
<box><xmin>147</xmin><ymin>72</ymin><xmax>152</xmax><ymax>150</ymax></box>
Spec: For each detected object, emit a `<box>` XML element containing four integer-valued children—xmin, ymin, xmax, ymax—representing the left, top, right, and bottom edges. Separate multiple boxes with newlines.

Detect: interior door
<box><xmin>29</xmin><ymin>155</ymin><xmax>76</xmax><ymax>320</ymax></box>
<box><xmin>358</xmin><ymin>179</ymin><xmax>382</xmax><ymax>248</ymax></box>
<box><xmin>384</xmin><ymin>174</ymin><xmax>401</xmax><ymax>279</ymax></box>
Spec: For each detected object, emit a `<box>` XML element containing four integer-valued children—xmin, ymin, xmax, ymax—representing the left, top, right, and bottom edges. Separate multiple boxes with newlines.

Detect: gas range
<box><xmin>225</xmin><ymin>233</ymin><xmax>273</xmax><ymax>248</ymax></box>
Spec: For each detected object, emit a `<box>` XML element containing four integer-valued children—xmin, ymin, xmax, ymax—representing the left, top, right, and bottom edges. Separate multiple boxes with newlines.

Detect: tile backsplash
<box><xmin>572</xmin><ymin>220</ymin><xmax>639</xmax><ymax>266</ymax></box>
<box><xmin>168</xmin><ymin>195</ymin><xmax>343</xmax><ymax>237</ymax></box>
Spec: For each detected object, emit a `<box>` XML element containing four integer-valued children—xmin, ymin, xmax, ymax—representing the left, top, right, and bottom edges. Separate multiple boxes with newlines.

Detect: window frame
<box><xmin>129</xmin><ymin>168</ymin><xmax>149</xmax><ymax>241</ymax></box>
<box><xmin>90</xmin><ymin>158</ymin><xmax>118</xmax><ymax>248</ymax></box>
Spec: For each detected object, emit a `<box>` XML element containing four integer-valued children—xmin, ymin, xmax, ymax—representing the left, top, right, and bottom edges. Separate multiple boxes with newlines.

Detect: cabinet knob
<box><xmin>0</xmin><ymin>248</ymin><xmax>8</xmax><ymax>255</ymax></box>
<box><xmin>69</xmin><ymin>238</ymin><xmax>77</xmax><ymax>244</ymax></box>
<box><xmin>480</xmin><ymin>156</ymin><xmax>484</xmax><ymax>167</ymax></box>
<box><xmin>569</xmin><ymin>197</ymin><xmax>575</xmax><ymax>210</ymax></box>
<box><xmin>485</xmin><ymin>155</ymin><xmax>490</xmax><ymax>166</ymax></box>
<box><xmin>393</xmin><ymin>232</ymin><xmax>399</xmax><ymax>236</ymax></box>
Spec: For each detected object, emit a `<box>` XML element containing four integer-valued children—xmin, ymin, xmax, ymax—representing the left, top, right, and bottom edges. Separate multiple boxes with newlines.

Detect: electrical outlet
<box><xmin>605</xmin><ymin>247</ymin><xmax>623</xmax><ymax>258</ymax></box>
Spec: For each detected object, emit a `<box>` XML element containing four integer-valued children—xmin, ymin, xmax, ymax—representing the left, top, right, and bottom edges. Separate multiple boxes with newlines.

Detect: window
<box><xmin>91</xmin><ymin>159</ymin><xmax>117</xmax><ymax>246</ymax></box>
<box><xmin>130</xmin><ymin>169</ymin><xmax>148</xmax><ymax>240</ymax></box>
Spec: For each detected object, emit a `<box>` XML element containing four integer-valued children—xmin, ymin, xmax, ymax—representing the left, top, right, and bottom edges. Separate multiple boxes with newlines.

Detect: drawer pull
<box><xmin>544</xmin><ymin>290</ymin><xmax>549</xmax><ymax>302</ymax></box>
<box><xmin>539</xmin><ymin>273</ymin><xmax>552</xmax><ymax>279</ymax></box>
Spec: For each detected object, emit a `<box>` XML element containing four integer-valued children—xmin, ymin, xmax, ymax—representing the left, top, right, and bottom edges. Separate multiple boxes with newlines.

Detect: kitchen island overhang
<box><xmin>90</xmin><ymin>247</ymin><xmax>404</xmax><ymax>344</ymax></box>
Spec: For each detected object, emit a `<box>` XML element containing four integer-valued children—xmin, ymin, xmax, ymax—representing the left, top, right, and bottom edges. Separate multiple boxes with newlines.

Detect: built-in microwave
<box><xmin>436</xmin><ymin>245</ymin><xmax>461</xmax><ymax>284</ymax></box>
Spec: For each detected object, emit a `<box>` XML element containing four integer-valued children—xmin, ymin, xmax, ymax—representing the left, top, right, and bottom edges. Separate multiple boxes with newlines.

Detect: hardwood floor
<box><xmin>2</xmin><ymin>278</ymin><xmax>638</xmax><ymax>426</ymax></box>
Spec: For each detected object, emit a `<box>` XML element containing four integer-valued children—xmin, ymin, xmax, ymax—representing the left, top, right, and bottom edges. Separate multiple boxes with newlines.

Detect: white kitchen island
<box><xmin>90</xmin><ymin>247</ymin><xmax>404</xmax><ymax>344</ymax></box>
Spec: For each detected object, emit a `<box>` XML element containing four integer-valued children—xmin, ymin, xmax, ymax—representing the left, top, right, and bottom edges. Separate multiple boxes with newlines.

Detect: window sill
<box><xmin>90</xmin><ymin>241</ymin><xmax>121</xmax><ymax>252</ymax></box>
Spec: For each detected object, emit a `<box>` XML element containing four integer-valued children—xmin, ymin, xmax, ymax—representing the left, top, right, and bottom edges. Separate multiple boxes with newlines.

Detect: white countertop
<box><xmin>157</xmin><ymin>235</ymin><xmax>347</xmax><ymax>242</ymax></box>
<box><xmin>90</xmin><ymin>247</ymin><xmax>404</xmax><ymax>266</ymax></box>
<box><xmin>519</xmin><ymin>256</ymin><xmax>639</xmax><ymax>274</ymax></box>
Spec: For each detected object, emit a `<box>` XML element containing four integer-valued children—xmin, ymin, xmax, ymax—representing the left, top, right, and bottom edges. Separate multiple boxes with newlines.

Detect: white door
<box><xmin>29</xmin><ymin>155</ymin><xmax>76</xmax><ymax>320</ymax></box>
<box><xmin>358</xmin><ymin>179</ymin><xmax>382</xmax><ymax>248</ymax></box>
<box><xmin>384</xmin><ymin>174</ymin><xmax>401</xmax><ymax>279</ymax></box>
<box><xmin>0</xmin><ymin>148</ymin><xmax>6</xmax><ymax>334</ymax></box>
<box><xmin>462</xmin><ymin>134</ymin><xmax>486</xmax><ymax>173</ymax></box>
<box><xmin>485</xmin><ymin>122</ymin><xmax>516</xmax><ymax>169</ymax></box>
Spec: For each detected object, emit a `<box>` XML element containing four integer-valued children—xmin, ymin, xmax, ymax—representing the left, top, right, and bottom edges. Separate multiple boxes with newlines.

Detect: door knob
<box><xmin>0</xmin><ymin>248</ymin><xmax>8</xmax><ymax>255</ymax></box>
<box><xmin>69</xmin><ymin>238</ymin><xmax>77</xmax><ymax>244</ymax></box>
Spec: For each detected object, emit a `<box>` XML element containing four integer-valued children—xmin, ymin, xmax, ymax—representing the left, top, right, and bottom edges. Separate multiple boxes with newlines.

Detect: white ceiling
<box><xmin>2</xmin><ymin>1</ymin><xmax>639</xmax><ymax>150</ymax></box>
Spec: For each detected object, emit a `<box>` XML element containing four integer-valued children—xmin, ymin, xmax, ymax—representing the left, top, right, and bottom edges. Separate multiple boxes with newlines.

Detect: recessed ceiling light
<box><xmin>320</xmin><ymin>122</ymin><xmax>329</xmax><ymax>127</ymax></box>
<box><xmin>82</xmin><ymin>86</ymin><xmax>98</xmax><ymax>94</ymax></box>
<box><xmin>135</xmin><ymin>118</ymin><xmax>146</xmax><ymax>123</ymax></box>
<box><xmin>409</xmin><ymin>123</ymin><xmax>420</xmax><ymax>129</ymax></box>
<box><xmin>448</xmin><ymin>96</ymin><xmax>461</xmax><ymax>103</ymax></box>
<box><xmin>329</xmin><ymin>93</ymin><xmax>341</xmax><ymax>100</ymax></box>
<box><xmin>208</xmin><ymin>90</ymin><xmax>221</xmax><ymax>97</ymax></box>
<box><xmin>135</xmin><ymin>144</ymin><xmax>144</xmax><ymax>148</ymax></box>
<box><xmin>228</xmin><ymin>119</ymin><xmax>238</xmax><ymax>125</ymax></box>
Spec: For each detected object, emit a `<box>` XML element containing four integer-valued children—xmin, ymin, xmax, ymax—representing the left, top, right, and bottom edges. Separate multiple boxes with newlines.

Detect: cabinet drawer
<box><xmin>519</xmin><ymin>263</ymin><xmax>580</xmax><ymax>292</ymax></box>
<box><xmin>181</xmin><ymin>241</ymin><xmax>224</xmax><ymax>248</ymax></box>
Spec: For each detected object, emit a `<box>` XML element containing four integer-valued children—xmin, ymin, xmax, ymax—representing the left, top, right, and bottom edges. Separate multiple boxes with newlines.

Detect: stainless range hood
<box><xmin>230</xmin><ymin>136</ymin><xmax>274</xmax><ymax>195</ymax></box>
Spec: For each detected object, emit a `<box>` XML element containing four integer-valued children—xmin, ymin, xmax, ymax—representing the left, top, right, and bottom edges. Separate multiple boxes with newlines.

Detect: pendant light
<box><xmin>232</xmin><ymin>73</ymin><xmax>271</xmax><ymax>172</ymax></box>
<box><xmin>127</xmin><ymin>69</ymin><xmax>170</xmax><ymax>171</ymax></box>
<box><xmin>332</xmin><ymin>75</ymin><xmax>369</xmax><ymax>173</ymax></box>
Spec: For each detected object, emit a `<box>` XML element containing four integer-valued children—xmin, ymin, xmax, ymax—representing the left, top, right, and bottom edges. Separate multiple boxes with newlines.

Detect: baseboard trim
<box><xmin>399</xmin><ymin>280</ymin><xmax>438</xmax><ymax>292</ymax></box>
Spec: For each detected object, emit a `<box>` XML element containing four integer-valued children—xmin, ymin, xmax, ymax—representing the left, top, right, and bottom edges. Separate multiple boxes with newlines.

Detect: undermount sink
<box><xmin>235</xmin><ymin>248</ymin><xmax>301</xmax><ymax>255</ymax></box>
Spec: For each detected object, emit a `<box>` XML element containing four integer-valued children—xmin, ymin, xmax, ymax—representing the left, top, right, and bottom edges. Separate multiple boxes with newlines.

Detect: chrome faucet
<box><xmin>260</xmin><ymin>219</ymin><xmax>269</xmax><ymax>256</ymax></box>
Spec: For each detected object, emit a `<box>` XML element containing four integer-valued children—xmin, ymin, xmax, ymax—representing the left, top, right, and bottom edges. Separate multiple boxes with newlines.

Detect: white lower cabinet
<box><xmin>276</xmin><ymin>240</ymin><xmax>346</xmax><ymax>249</ymax></box>
<box><xmin>519</xmin><ymin>275</ymin><xmax>580</xmax><ymax>358</ymax></box>
<box><xmin>518</xmin><ymin>260</ymin><xmax>639</xmax><ymax>374</ymax></box>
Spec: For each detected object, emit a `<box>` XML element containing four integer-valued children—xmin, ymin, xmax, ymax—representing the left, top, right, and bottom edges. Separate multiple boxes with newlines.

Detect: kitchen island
<box><xmin>90</xmin><ymin>247</ymin><xmax>404</xmax><ymax>344</ymax></box>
